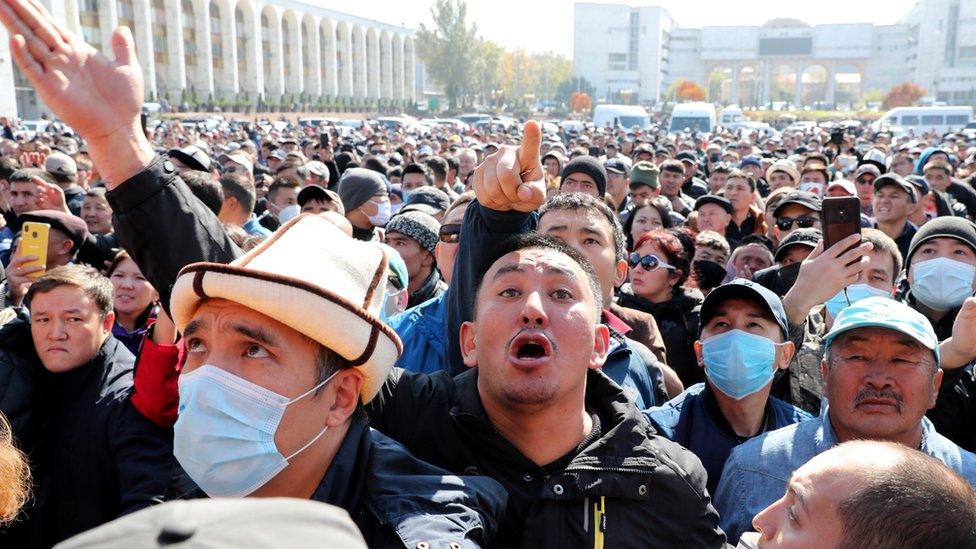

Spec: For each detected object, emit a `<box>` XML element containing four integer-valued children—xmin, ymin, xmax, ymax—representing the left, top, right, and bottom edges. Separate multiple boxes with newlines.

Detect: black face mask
<box><xmin>693</xmin><ymin>260</ymin><xmax>727</xmax><ymax>290</ymax></box>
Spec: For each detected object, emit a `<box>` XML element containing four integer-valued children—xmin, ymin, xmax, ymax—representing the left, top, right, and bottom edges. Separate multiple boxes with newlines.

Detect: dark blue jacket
<box><xmin>645</xmin><ymin>383</ymin><xmax>810</xmax><ymax>495</ymax></box>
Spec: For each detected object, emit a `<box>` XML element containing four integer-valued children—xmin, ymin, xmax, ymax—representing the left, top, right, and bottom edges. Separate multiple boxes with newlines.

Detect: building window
<box><xmin>151</xmin><ymin>0</ymin><xmax>168</xmax><ymax>67</ymax></box>
<box><xmin>79</xmin><ymin>0</ymin><xmax>100</xmax><ymax>47</ymax></box>
<box><xmin>211</xmin><ymin>3</ymin><xmax>222</xmax><ymax>71</ymax></box>
<box><xmin>182</xmin><ymin>0</ymin><xmax>196</xmax><ymax>68</ymax></box>
<box><xmin>608</xmin><ymin>53</ymin><xmax>627</xmax><ymax>71</ymax></box>
<box><xmin>236</xmin><ymin>7</ymin><xmax>248</xmax><ymax>77</ymax></box>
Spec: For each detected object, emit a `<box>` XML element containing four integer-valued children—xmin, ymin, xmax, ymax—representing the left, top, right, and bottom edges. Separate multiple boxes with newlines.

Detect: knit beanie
<box><xmin>905</xmin><ymin>216</ymin><xmax>976</xmax><ymax>272</ymax></box>
<box><xmin>337</xmin><ymin>168</ymin><xmax>387</xmax><ymax>212</ymax></box>
<box><xmin>385</xmin><ymin>211</ymin><xmax>440</xmax><ymax>254</ymax></box>
<box><xmin>560</xmin><ymin>156</ymin><xmax>607</xmax><ymax>196</ymax></box>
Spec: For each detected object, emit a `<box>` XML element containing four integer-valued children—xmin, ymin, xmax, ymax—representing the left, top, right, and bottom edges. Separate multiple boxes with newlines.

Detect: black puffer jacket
<box><xmin>0</xmin><ymin>323</ymin><xmax>173</xmax><ymax>547</ymax></box>
<box><xmin>617</xmin><ymin>285</ymin><xmax>703</xmax><ymax>387</ymax></box>
<box><xmin>368</xmin><ymin>368</ymin><xmax>728</xmax><ymax>548</ymax></box>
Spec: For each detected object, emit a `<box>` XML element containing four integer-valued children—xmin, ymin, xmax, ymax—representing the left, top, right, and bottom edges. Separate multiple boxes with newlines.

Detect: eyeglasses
<box><xmin>628</xmin><ymin>252</ymin><xmax>676</xmax><ymax>272</ymax></box>
<box><xmin>438</xmin><ymin>223</ymin><xmax>461</xmax><ymax>243</ymax></box>
<box><xmin>776</xmin><ymin>216</ymin><xmax>818</xmax><ymax>231</ymax></box>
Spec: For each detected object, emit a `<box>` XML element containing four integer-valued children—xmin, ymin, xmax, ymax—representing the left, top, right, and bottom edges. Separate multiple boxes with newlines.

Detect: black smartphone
<box><xmin>588</xmin><ymin>146</ymin><xmax>600</xmax><ymax>157</ymax></box>
<box><xmin>820</xmin><ymin>196</ymin><xmax>861</xmax><ymax>252</ymax></box>
<box><xmin>320</xmin><ymin>132</ymin><xmax>330</xmax><ymax>149</ymax></box>
<box><xmin>830</xmin><ymin>129</ymin><xmax>844</xmax><ymax>146</ymax></box>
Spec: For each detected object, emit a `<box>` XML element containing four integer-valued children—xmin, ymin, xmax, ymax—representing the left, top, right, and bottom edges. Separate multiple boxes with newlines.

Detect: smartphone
<box><xmin>19</xmin><ymin>222</ymin><xmax>49</xmax><ymax>278</ymax></box>
<box><xmin>320</xmin><ymin>132</ymin><xmax>330</xmax><ymax>149</ymax></box>
<box><xmin>820</xmin><ymin>197</ymin><xmax>861</xmax><ymax>251</ymax></box>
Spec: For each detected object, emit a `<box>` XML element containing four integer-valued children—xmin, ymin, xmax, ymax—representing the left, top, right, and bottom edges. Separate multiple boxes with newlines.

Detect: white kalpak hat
<box><xmin>170</xmin><ymin>214</ymin><xmax>403</xmax><ymax>402</ymax></box>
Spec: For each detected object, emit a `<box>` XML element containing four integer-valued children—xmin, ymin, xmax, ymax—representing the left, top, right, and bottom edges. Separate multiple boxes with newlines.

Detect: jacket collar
<box><xmin>312</xmin><ymin>417</ymin><xmax>370</xmax><ymax>513</ymax></box>
<box><xmin>410</xmin><ymin>268</ymin><xmax>443</xmax><ymax>304</ymax></box>
<box><xmin>450</xmin><ymin>368</ymin><xmax>666</xmax><ymax>483</ymax></box>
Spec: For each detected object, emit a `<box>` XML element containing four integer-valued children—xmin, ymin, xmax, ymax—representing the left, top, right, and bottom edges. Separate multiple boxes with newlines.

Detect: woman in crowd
<box><xmin>107</xmin><ymin>251</ymin><xmax>159</xmax><ymax>356</ymax></box>
<box><xmin>617</xmin><ymin>229</ymin><xmax>703</xmax><ymax>387</ymax></box>
<box><xmin>623</xmin><ymin>198</ymin><xmax>673</xmax><ymax>249</ymax></box>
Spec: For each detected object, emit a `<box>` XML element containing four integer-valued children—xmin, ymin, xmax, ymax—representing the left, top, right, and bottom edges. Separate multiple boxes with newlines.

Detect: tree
<box><xmin>415</xmin><ymin>0</ymin><xmax>478</xmax><ymax>110</ymax></box>
<box><xmin>557</xmin><ymin>77</ymin><xmax>596</xmax><ymax>103</ymax></box>
<box><xmin>570</xmin><ymin>92</ymin><xmax>592</xmax><ymax>113</ymax></box>
<box><xmin>883</xmin><ymin>82</ymin><xmax>926</xmax><ymax>109</ymax></box>
<box><xmin>674</xmin><ymin>79</ymin><xmax>706</xmax><ymax>102</ymax></box>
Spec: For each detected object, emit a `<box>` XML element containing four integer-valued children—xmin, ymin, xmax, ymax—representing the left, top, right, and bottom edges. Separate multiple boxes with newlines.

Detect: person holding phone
<box><xmin>2</xmin><ymin>210</ymin><xmax>89</xmax><ymax>308</ymax></box>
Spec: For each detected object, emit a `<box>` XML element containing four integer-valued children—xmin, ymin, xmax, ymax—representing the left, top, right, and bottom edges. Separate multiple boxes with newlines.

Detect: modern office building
<box><xmin>0</xmin><ymin>0</ymin><xmax>417</xmax><ymax>118</ymax></box>
<box><xmin>574</xmin><ymin>0</ymin><xmax>976</xmax><ymax>107</ymax></box>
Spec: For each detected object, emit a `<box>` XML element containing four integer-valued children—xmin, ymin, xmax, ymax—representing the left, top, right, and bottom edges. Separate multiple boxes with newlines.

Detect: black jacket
<box><xmin>368</xmin><ymin>368</ymin><xmax>728</xmax><ymax>548</ymax></box>
<box><xmin>105</xmin><ymin>157</ymin><xmax>507</xmax><ymax>547</ymax></box>
<box><xmin>0</xmin><ymin>321</ymin><xmax>173</xmax><ymax>547</ymax></box>
<box><xmin>617</xmin><ymin>285</ymin><xmax>704</xmax><ymax>387</ymax></box>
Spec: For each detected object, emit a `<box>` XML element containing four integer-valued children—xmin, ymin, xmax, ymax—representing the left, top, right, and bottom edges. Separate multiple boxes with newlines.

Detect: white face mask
<box><xmin>912</xmin><ymin>257</ymin><xmax>976</xmax><ymax>310</ymax></box>
<box><xmin>365</xmin><ymin>200</ymin><xmax>391</xmax><ymax>227</ymax></box>
<box><xmin>174</xmin><ymin>365</ymin><xmax>339</xmax><ymax>497</ymax></box>
<box><xmin>799</xmin><ymin>181</ymin><xmax>825</xmax><ymax>197</ymax></box>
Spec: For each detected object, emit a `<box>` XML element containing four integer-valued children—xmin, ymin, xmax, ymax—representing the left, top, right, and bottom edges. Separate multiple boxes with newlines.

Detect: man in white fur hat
<box><xmin>162</xmin><ymin>214</ymin><xmax>504</xmax><ymax>547</ymax></box>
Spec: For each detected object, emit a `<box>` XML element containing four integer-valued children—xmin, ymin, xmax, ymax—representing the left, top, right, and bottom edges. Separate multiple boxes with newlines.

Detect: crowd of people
<box><xmin>0</xmin><ymin>0</ymin><xmax>975</xmax><ymax>546</ymax></box>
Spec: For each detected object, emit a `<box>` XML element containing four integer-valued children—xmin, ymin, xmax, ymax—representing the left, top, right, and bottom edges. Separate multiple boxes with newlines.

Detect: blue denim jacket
<box><xmin>714</xmin><ymin>412</ymin><xmax>976</xmax><ymax>544</ymax></box>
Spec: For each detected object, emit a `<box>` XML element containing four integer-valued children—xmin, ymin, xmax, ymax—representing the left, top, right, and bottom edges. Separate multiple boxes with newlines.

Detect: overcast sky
<box><xmin>325</xmin><ymin>0</ymin><xmax>920</xmax><ymax>57</ymax></box>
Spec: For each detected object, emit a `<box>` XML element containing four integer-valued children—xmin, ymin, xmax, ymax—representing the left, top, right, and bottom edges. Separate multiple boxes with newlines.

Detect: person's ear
<box><xmin>459</xmin><ymin>321</ymin><xmax>478</xmax><ymax>368</ymax></box>
<box><xmin>325</xmin><ymin>369</ymin><xmax>363</xmax><ymax>427</ymax></box>
<box><xmin>693</xmin><ymin>340</ymin><xmax>704</xmax><ymax>369</ymax></box>
<box><xmin>776</xmin><ymin>341</ymin><xmax>795</xmax><ymax>370</ymax></box>
<box><xmin>613</xmin><ymin>258</ymin><xmax>628</xmax><ymax>288</ymax></box>
<box><xmin>820</xmin><ymin>358</ymin><xmax>829</xmax><ymax>385</ymax></box>
<box><xmin>929</xmin><ymin>368</ymin><xmax>944</xmax><ymax>410</ymax></box>
<box><xmin>101</xmin><ymin>311</ymin><xmax>115</xmax><ymax>334</ymax></box>
<box><xmin>589</xmin><ymin>324</ymin><xmax>611</xmax><ymax>369</ymax></box>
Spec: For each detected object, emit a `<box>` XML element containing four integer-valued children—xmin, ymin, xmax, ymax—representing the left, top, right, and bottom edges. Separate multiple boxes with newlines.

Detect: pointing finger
<box><xmin>516</xmin><ymin>120</ymin><xmax>542</xmax><ymax>174</ymax></box>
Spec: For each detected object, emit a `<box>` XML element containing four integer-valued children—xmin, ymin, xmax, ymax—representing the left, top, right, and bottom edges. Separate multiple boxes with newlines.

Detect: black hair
<box><xmin>474</xmin><ymin>233</ymin><xmax>604</xmax><ymax>320</ymax></box>
<box><xmin>181</xmin><ymin>170</ymin><xmax>224</xmax><ymax>216</ymax></box>
<box><xmin>539</xmin><ymin>192</ymin><xmax>627</xmax><ymax>262</ymax></box>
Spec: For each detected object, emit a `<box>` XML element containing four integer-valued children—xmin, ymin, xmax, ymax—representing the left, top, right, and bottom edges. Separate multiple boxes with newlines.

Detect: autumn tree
<box><xmin>675</xmin><ymin>80</ymin><xmax>706</xmax><ymax>102</ymax></box>
<box><xmin>883</xmin><ymin>82</ymin><xmax>927</xmax><ymax>109</ymax></box>
<box><xmin>570</xmin><ymin>92</ymin><xmax>592</xmax><ymax>113</ymax></box>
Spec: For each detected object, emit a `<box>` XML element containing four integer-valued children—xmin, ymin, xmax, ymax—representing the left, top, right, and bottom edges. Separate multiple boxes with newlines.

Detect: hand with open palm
<box><xmin>0</xmin><ymin>0</ymin><xmax>155</xmax><ymax>186</ymax></box>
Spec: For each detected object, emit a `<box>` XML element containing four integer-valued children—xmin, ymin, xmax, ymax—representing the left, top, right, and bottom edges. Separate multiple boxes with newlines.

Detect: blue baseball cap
<box><xmin>823</xmin><ymin>297</ymin><xmax>940</xmax><ymax>364</ymax></box>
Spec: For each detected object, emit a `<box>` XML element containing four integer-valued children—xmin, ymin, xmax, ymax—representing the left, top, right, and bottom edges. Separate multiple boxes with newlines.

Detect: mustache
<box><xmin>854</xmin><ymin>388</ymin><xmax>904</xmax><ymax>412</ymax></box>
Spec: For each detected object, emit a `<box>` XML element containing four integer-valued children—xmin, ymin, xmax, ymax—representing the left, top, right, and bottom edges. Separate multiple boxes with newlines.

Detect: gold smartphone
<box><xmin>19</xmin><ymin>222</ymin><xmax>49</xmax><ymax>278</ymax></box>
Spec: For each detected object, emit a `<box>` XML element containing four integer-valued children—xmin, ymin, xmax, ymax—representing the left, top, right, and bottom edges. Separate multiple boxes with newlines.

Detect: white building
<box><xmin>0</xmin><ymin>0</ymin><xmax>417</xmax><ymax>118</ymax></box>
<box><xmin>574</xmin><ymin>0</ymin><xmax>976</xmax><ymax>107</ymax></box>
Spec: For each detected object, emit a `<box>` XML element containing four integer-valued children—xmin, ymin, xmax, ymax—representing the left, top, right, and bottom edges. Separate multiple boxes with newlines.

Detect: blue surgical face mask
<box><xmin>825</xmin><ymin>283</ymin><xmax>892</xmax><ymax>318</ymax></box>
<box><xmin>401</xmin><ymin>189</ymin><xmax>413</xmax><ymax>203</ymax></box>
<box><xmin>701</xmin><ymin>329</ymin><xmax>781</xmax><ymax>400</ymax></box>
<box><xmin>912</xmin><ymin>257</ymin><xmax>976</xmax><ymax>311</ymax></box>
<box><xmin>173</xmin><ymin>365</ymin><xmax>339</xmax><ymax>497</ymax></box>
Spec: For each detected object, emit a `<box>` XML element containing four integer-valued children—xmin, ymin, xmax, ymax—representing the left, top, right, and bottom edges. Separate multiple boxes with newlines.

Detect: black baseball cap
<box><xmin>604</xmin><ymin>158</ymin><xmax>629</xmax><ymax>175</ymax></box>
<box><xmin>699</xmin><ymin>278</ymin><xmax>789</xmax><ymax>338</ymax></box>
<box><xmin>774</xmin><ymin>227</ymin><xmax>822</xmax><ymax>261</ymax></box>
<box><xmin>167</xmin><ymin>145</ymin><xmax>211</xmax><ymax>172</ymax></box>
<box><xmin>400</xmin><ymin>186</ymin><xmax>451</xmax><ymax>217</ymax></box>
<box><xmin>873</xmin><ymin>173</ymin><xmax>917</xmax><ymax>203</ymax></box>
<box><xmin>694</xmin><ymin>195</ymin><xmax>732</xmax><ymax>214</ymax></box>
<box><xmin>773</xmin><ymin>191</ymin><xmax>822</xmax><ymax>217</ymax></box>
<box><xmin>297</xmin><ymin>184</ymin><xmax>343</xmax><ymax>213</ymax></box>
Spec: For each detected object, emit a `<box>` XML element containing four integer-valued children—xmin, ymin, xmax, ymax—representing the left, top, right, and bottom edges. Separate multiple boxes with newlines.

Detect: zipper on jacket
<box><xmin>593</xmin><ymin>496</ymin><xmax>606</xmax><ymax>549</ymax></box>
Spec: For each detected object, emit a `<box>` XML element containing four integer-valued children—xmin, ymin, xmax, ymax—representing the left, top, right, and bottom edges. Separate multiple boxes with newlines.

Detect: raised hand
<box><xmin>0</xmin><ymin>0</ymin><xmax>155</xmax><ymax>186</ymax></box>
<box><xmin>471</xmin><ymin>120</ymin><xmax>546</xmax><ymax>213</ymax></box>
<box><xmin>941</xmin><ymin>298</ymin><xmax>976</xmax><ymax>369</ymax></box>
<box><xmin>782</xmin><ymin>234</ymin><xmax>873</xmax><ymax>324</ymax></box>
<box><xmin>32</xmin><ymin>176</ymin><xmax>69</xmax><ymax>213</ymax></box>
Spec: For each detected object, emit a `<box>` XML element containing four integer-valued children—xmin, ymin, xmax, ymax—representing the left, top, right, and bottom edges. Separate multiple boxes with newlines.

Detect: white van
<box><xmin>871</xmin><ymin>106</ymin><xmax>973</xmax><ymax>135</ymax></box>
<box><xmin>593</xmin><ymin>104</ymin><xmax>651</xmax><ymax>130</ymax></box>
<box><xmin>668</xmin><ymin>102</ymin><xmax>716</xmax><ymax>134</ymax></box>
<box><xmin>720</xmin><ymin>105</ymin><xmax>745</xmax><ymax>129</ymax></box>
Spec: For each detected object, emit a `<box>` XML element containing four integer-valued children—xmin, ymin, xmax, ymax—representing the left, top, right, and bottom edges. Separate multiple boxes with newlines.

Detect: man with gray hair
<box><xmin>714</xmin><ymin>297</ymin><xmax>976</xmax><ymax>543</ymax></box>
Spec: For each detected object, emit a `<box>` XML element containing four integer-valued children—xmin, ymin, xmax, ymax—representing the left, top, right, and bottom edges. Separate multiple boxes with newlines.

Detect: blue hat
<box><xmin>823</xmin><ymin>297</ymin><xmax>940</xmax><ymax>364</ymax></box>
<box><xmin>739</xmin><ymin>156</ymin><xmax>762</xmax><ymax>169</ymax></box>
<box><xmin>377</xmin><ymin>243</ymin><xmax>409</xmax><ymax>291</ymax></box>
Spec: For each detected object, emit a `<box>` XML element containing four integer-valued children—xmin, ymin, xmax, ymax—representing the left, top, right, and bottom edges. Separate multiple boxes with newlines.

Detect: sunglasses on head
<box><xmin>776</xmin><ymin>216</ymin><xmax>818</xmax><ymax>231</ymax></box>
<box><xmin>628</xmin><ymin>252</ymin><xmax>676</xmax><ymax>272</ymax></box>
<box><xmin>438</xmin><ymin>223</ymin><xmax>461</xmax><ymax>243</ymax></box>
